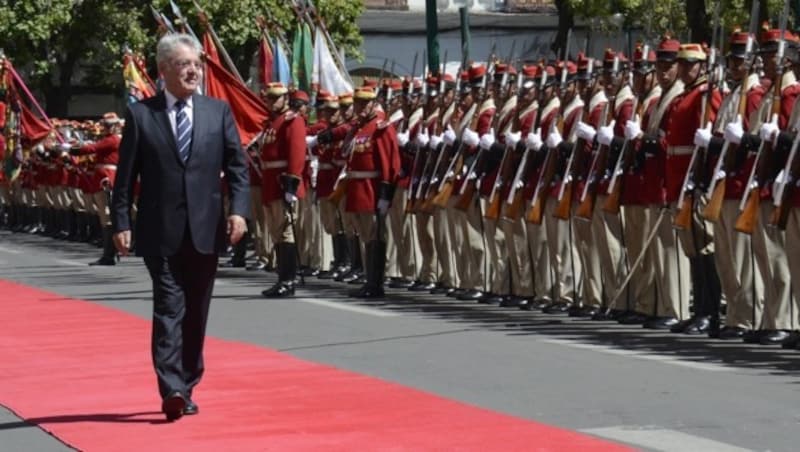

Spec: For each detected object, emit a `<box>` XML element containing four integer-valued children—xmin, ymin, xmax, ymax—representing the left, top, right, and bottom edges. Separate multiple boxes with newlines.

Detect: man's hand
<box><xmin>113</xmin><ymin>230</ymin><xmax>131</xmax><ymax>256</ymax></box>
<box><xmin>227</xmin><ymin>215</ymin><xmax>247</xmax><ymax>245</ymax></box>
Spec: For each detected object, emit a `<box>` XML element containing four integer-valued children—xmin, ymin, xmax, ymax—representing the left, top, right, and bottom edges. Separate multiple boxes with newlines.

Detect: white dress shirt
<box><xmin>164</xmin><ymin>90</ymin><xmax>194</xmax><ymax>140</ymax></box>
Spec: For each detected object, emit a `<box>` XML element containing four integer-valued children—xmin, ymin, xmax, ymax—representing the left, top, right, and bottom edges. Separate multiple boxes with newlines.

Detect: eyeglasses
<box><xmin>172</xmin><ymin>59</ymin><xmax>203</xmax><ymax>70</ymax></box>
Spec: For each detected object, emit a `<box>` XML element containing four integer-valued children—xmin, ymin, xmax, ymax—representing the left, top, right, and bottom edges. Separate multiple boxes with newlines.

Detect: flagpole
<box><xmin>191</xmin><ymin>1</ymin><xmax>245</xmax><ymax>84</ymax></box>
<box><xmin>300</xmin><ymin>0</ymin><xmax>354</xmax><ymax>86</ymax></box>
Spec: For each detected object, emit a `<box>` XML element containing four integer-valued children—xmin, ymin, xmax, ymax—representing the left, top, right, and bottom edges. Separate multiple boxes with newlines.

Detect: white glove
<box><xmin>479</xmin><ymin>128</ymin><xmax>496</xmax><ymax>150</ymax></box>
<box><xmin>546</xmin><ymin>129</ymin><xmax>563</xmax><ymax>149</ymax></box>
<box><xmin>462</xmin><ymin>128</ymin><xmax>480</xmax><ymax>147</ymax></box>
<box><xmin>526</xmin><ymin>128</ymin><xmax>543</xmax><ymax>151</ymax></box>
<box><xmin>759</xmin><ymin>115</ymin><xmax>779</xmax><ymax>144</ymax></box>
<box><xmin>624</xmin><ymin>115</ymin><xmax>643</xmax><ymax>141</ymax></box>
<box><xmin>306</xmin><ymin>135</ymin><xmax>318</xmax><ymax>149</ymax></box>
<box><xmin>415</xmin><ymin>129</ymin><xmax>430</xmax><ymax>147</ymax></box>
<box><xmin>597</xmin><ymin>120</ymin><xmax>616</xmax><ymax>146</ymax></box>
<box><xmin>59</xmin><ymin>142</ymin><xmax>71</xmax><ymax>152</ymax></box>
<box><xmin>723</xmin><ymin>115</ymin><xmax>744</xmax><ymax>144</ymax></box>
<box><xmin>505</xmin><ymin>131</ymin><xmax>522</xmax><ymax>148</ymax></box>
<box><xmin>397</xmin><ymin>130</ymin><xmax>410</xmax><ymax>147</ymax></box>
<box><xmin>575</xmin><ymin>121</ymin><xmax>597</xmax><ymax>141</ymax></box>
<box><xmin>377</xmin><ymin>198</ymin><xmax>390</xmax><ymax>215</ymax></box>
<box><xmin>694</xmin><ymin>122</ymin><xmax>713</xmax><ymax>148</ymax></box>
<box><xmin>284</xmin><ymin>193</ymin><xmax>298</xmax><ymax>205</ymax></box>
<box><xmin>443</xmin><ymin>125</ymin><xmax>457</xmax><ymax>145</ymax></box>
<box><xmin>429</xmin><ymin>134</ymin><xmax>443</xmax><ymax>149</ymax></box>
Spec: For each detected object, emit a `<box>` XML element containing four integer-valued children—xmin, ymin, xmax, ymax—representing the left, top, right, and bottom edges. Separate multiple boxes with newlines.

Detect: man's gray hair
<box><xmin>156</xmin><ymin>33</ymin><xmax>202</xmax><ymax>67</ymax></box>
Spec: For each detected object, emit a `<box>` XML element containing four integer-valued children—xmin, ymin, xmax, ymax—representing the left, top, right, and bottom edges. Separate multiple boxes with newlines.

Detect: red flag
<box><xmin>259</xmin><ymin>36</ymin><xmax>273</xmax><ymax>87</ymax></box>
<box><xmin>204</xmin><ymin>56</ymin><xmax>268</xmax><ymax>147</ymax></box>
<box><xmin>18</xmin><ymin>98</ymin><xmax>52</xmax><ymax>143</ymax></box>
<box><xmin>202</xmin><ymin>32</ymin><xmax>221</xmax><ymax>66</ymax></box>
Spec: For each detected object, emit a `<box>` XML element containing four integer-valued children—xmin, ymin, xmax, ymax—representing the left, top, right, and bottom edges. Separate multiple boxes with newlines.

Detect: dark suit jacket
<box><xmin>112</xmin><ymin>92</ymin><xmax>250</xmax><ymax>256</ymax></box>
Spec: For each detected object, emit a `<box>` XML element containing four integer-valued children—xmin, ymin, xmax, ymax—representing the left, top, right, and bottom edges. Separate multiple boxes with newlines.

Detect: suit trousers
<box><xmin>143</xmin><ymin>229</ymin><xmax>218</xmax><ymax>399</ymax></box>
<box><xmin>714</xmin><ymin>200</ymin><xmax>763</xmax><ymax>329</ymax></box>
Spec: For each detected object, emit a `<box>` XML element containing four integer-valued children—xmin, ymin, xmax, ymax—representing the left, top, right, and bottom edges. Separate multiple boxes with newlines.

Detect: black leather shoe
<box><xmin>742</xmin><ymin>330</ymin><xmax>765</xmax><ymax>344</ymax></box>
<box><xmin>448</xmin><ymin>288</ymin><xmax>466</xmax><ymax>298</ymax></box>
<box><xmin>642</xmin><ymin>316</ymin><xmax>680</xmax><ymax>329</ymax></box>
<box><xmin>591</xmin><ymin>309</ymin><xmax>619</xmax><ymax>321</ymax></box>
<box><xmin>542</xmin><ymin>303</ymin><xmax>570</xmax><ymax>314</ymax></box>
<box><xmin>341</xmin><ymin>271</ymin><xmax>362</xmax><ymax>283</ymax></box>
<box><xmin>430</xmin><ymin>285</ymin><xmax>453</xmax><ymax>295</ymax></box>
<box><xmin>246</xmin><ymin>262</ymin><xmax>267</xmax><ymax>271</ymax></box>
<box><xmin>316</xmin><ymin>270</ymin><xmax>335</xmax><ymax>279</ymax></box>
<box><xmin>571</xmin><ymin>305</ymin><xmax>599</xmax><ymax>318</ymax></box>
<box><xmin>500</xmin><ymin>296</ymin><xmax>528</xmax><ymax>308</ymax></box>
<box><xmin>348</xmin><ymin>285</ymin><xmax>385</xmax><ymax>298</ymax></box>
<box><xmin>781</xmin><ymin>333</ymin><xmax>800</xmax><ymax>349</ymax></box>
<box><xmin>89</xmin><ymin>256</ymin><xmax>116</xmax><ymax>266</ymax></box>
<box><xmin>669</xmin><ymin>318</ymin><xmax>695</xmax><ymax>333</ymax></box>
<box><xmin>409</xmin><ymin>281</ymin><xmax>437</xmax><ymax>291</ymax></box>
<box><xmin>479</xmin><ymin>293</ymin><xmax>505</xmax><ymax>304</ymax></box>
<box><xmin>349</xmin><ymin>276</ymin><xmax>367</xmax><ymax>285</ymax></box>
<box><xmin>261</xmin><ymin>282</ymin><xmax>295</xmax><ymax>298</ymax></box>
<box><xmin>682</xmin><ymin>316</ymin><xmax>711</xmax><ymax>335</ymax></box>
<box><xmin>760</xmin><ymin>330</ymin><xmax>797</xmax><ymax>345</ymax></box>
<box><xmin>162</xmin><ymin>391</ymin><xmax>186</xmax><ymax>421</ymax></box>
<box><xmin>183</xmin><ymin>399</ymin><xmax>199</xmax><ymax>416</ymax></box>
<box><xmin>388</xmin><ymin>278</ymin><xmax>415</xmax><ymax>289</ymax></box>
<box><xmin>300</xmin><ymin>267</ymin><xmax>320</xmax><ymax>277</ymax></box>
<box><xmin>717</xmin><ymin>326</ymin><xmax>748</xmax><ymax>340</ymax></box>
<box><xmin>219</xmin><ymin>259</ymin><xmax>246</xmax><ymax>268</ymax></box>
<box><xmin>457</xmin><ymin>289</ymin><xmax>484</xmax><ymax>301</ymax></box>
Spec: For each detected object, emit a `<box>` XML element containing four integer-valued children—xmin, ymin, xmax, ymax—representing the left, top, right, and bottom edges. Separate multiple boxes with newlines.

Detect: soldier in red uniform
<box><xmin>259</xmin><ymin>82</ymin><xmax>307</xmax><ymax>298</ymax></box>
<box><xmin>73</xmin><ymin>113</ymin><xmax>122</xmax><ymax>265</ymax></box>
<box><xmin>343</xmin><ymin>86</ymin><xmax>401</xmax><ymax>298</ymax></box>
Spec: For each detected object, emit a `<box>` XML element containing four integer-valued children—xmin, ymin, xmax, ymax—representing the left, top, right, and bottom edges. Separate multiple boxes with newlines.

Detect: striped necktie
<box><xmin>175</xmin><ymin>99</ymin><xmax>192</xmax><ymax>162</ymax></box>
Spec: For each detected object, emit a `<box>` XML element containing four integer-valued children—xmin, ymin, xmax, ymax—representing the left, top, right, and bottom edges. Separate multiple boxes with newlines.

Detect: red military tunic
<box><xmin>499</xmin><ymin>99</ymin><xmax>538</xmax><ymax>202</ymax></box>
<box><xmin>454</xmin><ymin>99</ymin><xmax>495</xmax><ymax>193</ymax></box>
<box><xmin>345</xmin><ymin>115</ymin><xmax>401</xmax><ymax>213</ymax></box>
<box><xmin>550</xmin><ymin>94</ymin><xmax>584</xmax><ymax>198</ymax></box>
<box><xmin>480</xmin><ymin>95</ymin><xmax>516</xmax><ymax>198</ymax></box>
<box><xmin>260</xmin><ymin>110</ymin><xmax>307</xmax><ymax>203</ymax></box>
<box><xmin>598</xmin><ymin>85</ymin><xmax>635</xmax><ymax>195</ymax></box>
<box><xmin>662</xmin><ymin>77</ymin><xmax>722</xmax><ymax>203</ymax></box>
<box><xmin>523</xmin><ymin>96</ymin><xmax>560</xmax><ymax>201</ymax></box>
<box><xmin>76</xmin><ymin>134</ymin><xmax>120</xmax><ymax>193</ymax></box>
<box><xmin>621</xmin><ymin>85</ymin><xmax>663</xmax><ymax>205</ymax></box>
<box><xmin>573</xmin><ymin>89</ymin><xmax>608</xmax><ymax>201</ymax></box>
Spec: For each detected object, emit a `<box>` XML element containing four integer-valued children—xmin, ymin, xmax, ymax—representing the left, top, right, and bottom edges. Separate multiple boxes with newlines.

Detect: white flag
<box><xmin>312</xmin><ymin>27</ymin><xmax>352</xmax><ymax>95</ymax></box>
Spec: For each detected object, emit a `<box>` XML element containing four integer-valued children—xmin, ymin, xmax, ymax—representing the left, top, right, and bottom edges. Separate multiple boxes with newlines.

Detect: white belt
<box><xmin>348</xmin><ymin>170</ymin><xmax>380</xmax><ymax>179</ymax></box>
<box><xmin>261</xmin><ymin>160</ymin><xmax>288</xmax><ymax>170</ymax></box>
<box><xmin>667</xmin><ymin>146</ymin><xmax>694</xmax><ymax>156</ymax></box>
<box><xmin>318</xmin><ymin>163</ymin><xmax>335</xmax><ymax>170</ymax></box>
<box><xmin>95</xmin><ymin>164</ymin><xmax>117</xmax><ymax>170</ymax></box>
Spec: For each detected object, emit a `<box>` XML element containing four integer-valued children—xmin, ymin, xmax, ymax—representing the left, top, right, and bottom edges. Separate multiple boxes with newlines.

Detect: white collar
<box><xmin>165</xmin><ymin>90</ymin><xmax>194</xmax><ymax>110</ymax></box>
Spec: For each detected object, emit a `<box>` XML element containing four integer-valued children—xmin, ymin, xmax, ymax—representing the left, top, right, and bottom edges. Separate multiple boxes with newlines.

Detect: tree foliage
<box><xmin>0</xmin><ymin>0</ymin><xmax>364</xmax><ymax>115</ymax></box>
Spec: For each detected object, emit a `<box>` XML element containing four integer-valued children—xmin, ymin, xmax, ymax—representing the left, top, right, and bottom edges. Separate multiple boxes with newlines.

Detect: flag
<box><xmin>122</xmin><ymin>53</ymin><xmax>155</xmax><ymax>104</ymax></box>
<box><xmin>312</xmin><ymin>27</ymin><xmax>352</xmax><ymax>95</ymax></box>
<box><xmin>4</xmin><ymin>61</ymin><xmax>52</xmax><ymax>143</ymax></box>
<box><xmin>292</xmin><ymin>22</ymin><xmax>313</xmax><ymax>91</ymax></box>
<box><xmin>273</xmin><ymin>37</ymin><xmax>292</xmax><ymax>85</ymax></box>
<box><xmin>203</xmin><ymin>32</ymin><xmax>221</xmax><ymax>66</ymax></box>
<box><xmin>460</xmin><ymin>6</ymin><xmax>471</xmax><ymax>67</ymax></box>
<box><xmin>204</xmin><ymin>56</ymin><xmax>268</xmax><ymax>147</ymax></box>
<box><xmin>258</xmin><ymin>36</ymin><xmax>273</xmax><ymax>88</ymax></box>
<box><xmin>425</xmin><ymin>0</ymin><xmax>440</xmax><ymax>74</ymax></box>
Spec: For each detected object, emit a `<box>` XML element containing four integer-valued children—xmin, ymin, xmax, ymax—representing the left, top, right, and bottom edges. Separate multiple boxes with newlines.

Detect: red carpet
<box><xmin>0</xmin><ymin>279</ymin><xmax>630</xmax><ymax>451</ymax></box>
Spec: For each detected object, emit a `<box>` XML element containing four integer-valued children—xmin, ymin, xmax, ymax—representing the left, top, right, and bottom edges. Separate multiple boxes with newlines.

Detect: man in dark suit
<box><xmin>111</xmin><ymin>34</ymin><xmax>249</xmax><ymax>421</ymax></box>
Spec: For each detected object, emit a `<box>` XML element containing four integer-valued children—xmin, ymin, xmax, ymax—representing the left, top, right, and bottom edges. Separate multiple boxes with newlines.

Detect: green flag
<box><xmin>426</xmin><ymin>0</ymin><xmax>440</xmax><ymax>74</ymax></box>
<box><xmin>292</xmin><ymin>22</ymin><xmax>314</xmax><ymax>92</ymax></box>
<box><xmin>459</xmin><ymin>6</ymin><xmax>470</xmax><ymax>68</ymax></box>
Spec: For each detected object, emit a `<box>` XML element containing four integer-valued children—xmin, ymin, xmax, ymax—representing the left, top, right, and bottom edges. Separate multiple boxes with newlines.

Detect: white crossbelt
<box><xmin>348</xmin><ymin>170</ymin><xmax>380</xmax><ymax>179</ymax></box>
<box><xmin>260</xmin><ymin>160</ymin><xmax>288</xmax><ymax>170</ymax></box>
<box><xmin>318</xmin><ymin>163</ymin><xmax>335</xmax><ymax>170</ymax></box>
<box><xmin>667</xmin><ymin>146</ymin><xmax>694</xmax><ymax>156</ymax></box>
<box><xmin>94</xmin><ymin>164</ymin><xmax>117</xmax><ymax>170</ymax></box>
<box><xmin>333</xmin><ymin>159</ymin><xmax>347</xmax><ymax>167</ymax></box>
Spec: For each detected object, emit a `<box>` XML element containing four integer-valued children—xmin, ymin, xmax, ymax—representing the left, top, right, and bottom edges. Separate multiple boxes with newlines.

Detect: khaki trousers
<box><xmin>433</xmin><ymin>208</ymin><xmax>457</xmax><ymax>288</ymax></box>
<box><xmin>595</xmin><ymin>197</ymin><xmax>627</xmax><ymax>308</ymax></box>
<box><xmin>299</xmin><ymin>195</ymin><xmax>325</xmax><ymax>269</ymax></box>
<box><xmin>573</xmin><ymin>214</ymin><xmax>603</xmax><ymax>308</ymax></box>
<box><xmin>653</xmin><ymin>208</ymin><xmax>690</xmax><ymax>320</ymax></box>
<box><xmin>525</xmin><ymin>220</ymin><xmax>551</xmax><ymax>300</ymax></box>
<box><xmin>264</xmin><ymin>199</ymin><xmax>295</xmax><ymax>244</ymax></box>
<box><xmin>251</xmin><ymin>188</ymin><xmax>273</xmax><ymax>265</ymax></box>
<box><xmin>481</xmin><ymin>198</ymin><xmax>508</xmax><ymax>295</ymax></box>
<box><xmin>446</xmin><ymin>200</ymin><xmax>468</xmax><ymax>289</ymax></box>
<box><xmin>622</xmin><ymin>205</ymin><xmax>658</xmax><ymax>314</ymax></box>
<box><xmin>781</xmin><ymin>208</ymin><xmax>800</xmax><ymax>330</ymax></box>
<box><xmin>544</xmin><ymin>197</ymin><xmax>581</xmax><ymax>303</ymax></box>
<box><xmin>752</xmin><ymin>203</ymin><xmax>795</xmax><ymax>330</ymax></box>
<box><xmin>93</xmin><ymin>191</ymin><xmax>111</xmax><ymax>226</ymax></box>
<box><xmin>713</xmin><ymin>200</ymin><xmax>763</xmax><ymax>329</ymax></box>
<box><xmin>387</xmin><ymin>188</ymin><xmax>418</xmax><ymax>280</ymax></box>
<box><xmin>455</xmin><ymin>196</ymin><xmax>486</xmax><ymax>291</ymax></box>
<box><xmin>414</xmin><ymin>211</ymin><xmax>437</xmax><ymax>283</ymax></box>
<box><xmin>504</xmin><ymin>216</ymin><xmax>534</xmax><ymax>297</ymax></box>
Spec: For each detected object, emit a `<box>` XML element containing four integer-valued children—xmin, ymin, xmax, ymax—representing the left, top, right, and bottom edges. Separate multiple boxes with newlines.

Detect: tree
<box><xmin>1</xmin><ymin>0</ymin><xmax>364</xmax><ymax>116</ymax></box>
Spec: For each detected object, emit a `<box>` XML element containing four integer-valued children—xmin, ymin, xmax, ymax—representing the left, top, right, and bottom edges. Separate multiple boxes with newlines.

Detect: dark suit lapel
<box><xmin>150</xmin><ymin>91</ymin><xmax>185</xmax><ymax>167</ymax></box>
<box><xmin>191</xmin><ymin>94</ymin><xmax>207</xmax><ymax>159</ymax></box>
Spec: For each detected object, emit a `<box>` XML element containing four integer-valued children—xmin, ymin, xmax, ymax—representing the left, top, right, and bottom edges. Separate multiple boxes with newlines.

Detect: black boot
<box><xmin>261</xmin><ymin>242</ymin><xmax>296</xmax><ymax>298</ymax></box>
<box><xmin>220</xmin><ymin>233</ymin><xmax>247</xmax><ymax>267</ymax></box>
<box><xmin>349</xmin><ymin>240</ymin><xmax>386</xmax><ymax>298</ymax></box>
<box><xmin>89</xmin><ymin>226</ymin><xmax>117</xmax><ymax>266</ymax></box>
<box><xmin>67</xmin><ymin>210</ymin><xmax>79</xmax><ymax>241</ymax></box>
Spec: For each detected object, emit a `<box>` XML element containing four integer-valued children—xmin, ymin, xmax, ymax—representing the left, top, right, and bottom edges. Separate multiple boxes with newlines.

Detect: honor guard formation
<box><xmin>7</xmin><ymin>23</ymin><xmax>800</xmax><ymax>350</ymax></box>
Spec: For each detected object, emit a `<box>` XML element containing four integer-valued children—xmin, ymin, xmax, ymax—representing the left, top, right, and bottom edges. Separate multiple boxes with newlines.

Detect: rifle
<box><xmin>526</xmin><ymin>119</ymin><xmax>560</xmax><ymax>224</ymax></box>
<box><xmin>576</xmin><ymin>56</ymin><xmax>619</xmax><ymax>220</ymax></box>
<box><xmin>604</xmin><ymin>69</ymin><xmax>643</xmax><ymax>215</ymax></box>
<box><xmin>674</xmin><ymin>0</ymin><xmax>722</xmax><ymax>230</ymax></box>
<box><xmin>735</xmin><ymin>0</ymin><xmax>790</xmax><ymax>234</ymax></box>
<box><xmin>553</xmin><ymin>109</ymin><xmax>584</xmax><ymax>221</ymax></box>
<box><xmin>770</xmin><ymin>124</ymin><xmax>800</xmax><ymax>229</ymax></box>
